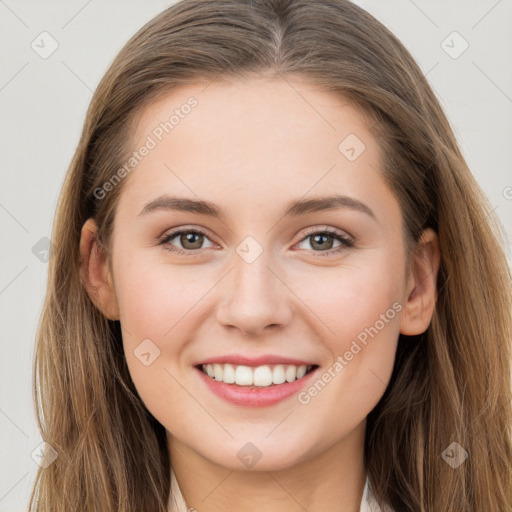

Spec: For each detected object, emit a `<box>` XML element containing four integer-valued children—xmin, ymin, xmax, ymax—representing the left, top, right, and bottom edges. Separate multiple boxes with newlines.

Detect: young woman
<box><xmin>29</xmin><ymin>0</ymin><xmax>512</xmax><ymax>510</ymax></box>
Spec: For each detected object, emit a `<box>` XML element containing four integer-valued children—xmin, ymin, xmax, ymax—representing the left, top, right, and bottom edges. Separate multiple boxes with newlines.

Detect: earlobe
<box><xmin>79</xmin><ymin>218</ymin><xmax>120</xmax><ymax>320</ymax></box>
<box><xmin>400</xmin><ymin>228</ymin><xmax>441</xmax><ymax>336</ymax></box>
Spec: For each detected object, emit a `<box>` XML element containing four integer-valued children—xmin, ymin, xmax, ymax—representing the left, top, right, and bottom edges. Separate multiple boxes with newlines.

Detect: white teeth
<box><xmin>222</xmin><ymin>363</ymin><xmax>236</xmax><ymax>384</ymax></box>
<box><xmin>201</xmin><ymin>363</ymin><xmax>313</xmax><ymax>387</ymax></box>
<box><xmin>213</xmin><ymin>363</ymin><xmax>223</xmax><ymax>381</ymax></box>
<box><xmin>285</xmin><ymin>365</ymin><xmax>297</xmax><ymax>383</ymax></box>
<box><xmin>235</xmin><ymin>365</ymin><xmax>253</xmax><ymax>385</ymax></box>
<box><xmin>253</xmin><ymin>366</ymin><xmax>273</xmax><ymax>386</ymax></box>
<box><xmin>272</xmin><ymin>365</ymin><xmax>286</xmax><ymax>384</ymax></box>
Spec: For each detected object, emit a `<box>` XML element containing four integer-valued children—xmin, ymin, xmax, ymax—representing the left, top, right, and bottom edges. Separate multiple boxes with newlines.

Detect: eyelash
<box><xmin>159</xmin><ymin>226</ymin><xmax>354</xmax><ymax>257</ymax></box>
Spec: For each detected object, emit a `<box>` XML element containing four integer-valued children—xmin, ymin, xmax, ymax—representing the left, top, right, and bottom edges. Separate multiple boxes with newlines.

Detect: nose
<box><xmin>215</xmin><ymin>251</ymin><xmax>293</xmax><ymax>337</ymax></box>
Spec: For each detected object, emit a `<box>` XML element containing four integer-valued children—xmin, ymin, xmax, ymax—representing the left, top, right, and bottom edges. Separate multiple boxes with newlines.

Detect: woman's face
<box><xmin>90</xmin><ymin>76</ymin><xmax>432</xmax><ymax>471</ymax></box>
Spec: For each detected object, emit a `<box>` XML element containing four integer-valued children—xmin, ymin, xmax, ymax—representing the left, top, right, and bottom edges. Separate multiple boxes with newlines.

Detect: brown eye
<box><xmin>178</xmin><ymin>232</ymin><xmax>204</xmax><ymax>250</ymax></box>
<box><xmin>296</xmin><ymin>228</ymin><xmax>353</xmax><ymax>256</ymax></box>
<box><xmin>309</xmin><ymin>233</ymin><xmax>336</xmax><ymax>250</ymax></box>
<box><xmin>160</xmin><ymin>228</ymin><xmax>214</xmax><ymax>254</ymax></box>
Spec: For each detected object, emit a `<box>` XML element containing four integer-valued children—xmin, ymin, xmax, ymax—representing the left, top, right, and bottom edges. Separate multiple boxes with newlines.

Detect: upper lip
<box><xmin>196</xmin><ymin>354</ymin><xmax>318</xmax><ymax>367</ymax></box>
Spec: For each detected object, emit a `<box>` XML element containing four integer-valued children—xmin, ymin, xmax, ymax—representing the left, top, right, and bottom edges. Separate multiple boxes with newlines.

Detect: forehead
<box><xmin>116</xmin><ymin>76</ymin><xmax>395</xmax><ymax>224</ymax></box>
<box><xmin>131</xmin><ymin>76</ymin><xmax>373</xmax><ymax>156</ymax></box>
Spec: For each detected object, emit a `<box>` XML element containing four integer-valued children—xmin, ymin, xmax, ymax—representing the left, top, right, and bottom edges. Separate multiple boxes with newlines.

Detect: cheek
<box><xmin>113</xmin><ymin>259</ymin><xmax>203</xmax><ymax>422</ymax></box>
<box><xmin>113</xmin><ymin>247</ymin><xmax>208</xmax><ymax>341</ymax></box>
<box><xmin>111</xmin><ymin>248</ymin><xmax>228</xmax><ymax>409</ymax></box>
<box><xmin>291</xmin><ymin>249</ymin><xmax>405</xmax><ymax>348</ymax></box>
<box><xmin>290</xmin><ymin>249</ymin><xmax>404</xmax><ymax>411</ymax></box>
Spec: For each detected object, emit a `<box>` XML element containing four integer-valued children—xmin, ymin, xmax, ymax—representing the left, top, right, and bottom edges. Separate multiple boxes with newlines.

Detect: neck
<box><xmin>167</xmin><ymin>421</ymin><xmax>367</xmax><ymax>512</ymax></box>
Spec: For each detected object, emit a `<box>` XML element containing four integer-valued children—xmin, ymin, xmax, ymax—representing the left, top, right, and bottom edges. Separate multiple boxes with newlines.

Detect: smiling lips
<box><xmin>195</xmin><ymin>354</ymin><xmax>318</xmax><ymax>389</ymax></box>
<box><xmin>200</xmin><ymin>362</ymin><xmax>316</xmax><ymax>387</ymax></box>
<box><xmin>195</xmin><ymin>359</ymin><xmax>320</xmax><ymax>407</ymax></box>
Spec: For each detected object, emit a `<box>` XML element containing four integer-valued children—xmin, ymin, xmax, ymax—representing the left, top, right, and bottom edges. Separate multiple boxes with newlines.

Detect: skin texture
<box><xmin>80</xmin><ymin>76</ymin><xmax>440</xmax><ymax>512</ymax></box>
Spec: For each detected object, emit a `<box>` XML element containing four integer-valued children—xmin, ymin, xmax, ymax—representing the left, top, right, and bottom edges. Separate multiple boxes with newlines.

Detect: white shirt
<box><xmin>169</xmin><ymin>467</ymin><xmax>390</xmax><ymax>511</ymax></box>
<box><xmin>360</xmin><ymin>476</ymin><xmax>389</xmax><ymax>511</ymax></box>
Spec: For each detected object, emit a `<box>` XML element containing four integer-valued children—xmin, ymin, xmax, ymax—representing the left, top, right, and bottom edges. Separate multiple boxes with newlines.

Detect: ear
<box><xmin>400</xmin><ymin>228</ymin><xmax>441</xmax><ymax>336</ymax></box>
<box><xmin>79</xmin><ymin>218</ymin><xmax>120</xmax><ymax>320</ymax></box>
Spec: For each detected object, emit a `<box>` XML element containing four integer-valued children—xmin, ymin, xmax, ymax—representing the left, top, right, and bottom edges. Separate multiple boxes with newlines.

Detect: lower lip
<box><xmin>195</xmin><ymin>366</ymin><xmax>319</xmax><ymax>408</ymax></box>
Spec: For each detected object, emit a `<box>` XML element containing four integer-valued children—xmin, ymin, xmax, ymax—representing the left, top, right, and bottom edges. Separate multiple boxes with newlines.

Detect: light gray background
<box><xmin>1</xmin><ymin>1</ymin><xmax>511</xmax><ymax>510</ymax></box>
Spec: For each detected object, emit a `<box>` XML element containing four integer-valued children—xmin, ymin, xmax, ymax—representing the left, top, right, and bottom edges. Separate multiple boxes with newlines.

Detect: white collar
<box><xmin>359</xmin><ymin>475</ymin><xmax>387</xmax><ymax>511</ymax></box>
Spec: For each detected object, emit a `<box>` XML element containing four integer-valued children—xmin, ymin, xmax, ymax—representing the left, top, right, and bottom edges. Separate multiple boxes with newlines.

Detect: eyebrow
<box><xmin>137</xmin><ymin>194</ymin><xmax>376</xmax><ymax>221</ymax></box>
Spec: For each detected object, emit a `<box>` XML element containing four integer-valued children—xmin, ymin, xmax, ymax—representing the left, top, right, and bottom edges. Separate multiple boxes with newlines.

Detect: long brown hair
<box><xmin>29</xmin><ymin>0</ymin><xmax>512</xmax><ymax>510</ymax></box>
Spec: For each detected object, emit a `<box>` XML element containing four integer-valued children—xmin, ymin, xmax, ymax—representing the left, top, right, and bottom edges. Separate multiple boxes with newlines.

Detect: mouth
<box><xmin>195</xmin><ymin>363</ymin><xmax>319</xmax><ymax>388</ymax></box>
